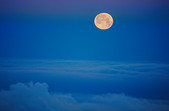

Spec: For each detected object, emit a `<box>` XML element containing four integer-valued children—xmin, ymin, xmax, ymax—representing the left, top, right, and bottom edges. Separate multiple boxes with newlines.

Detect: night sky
<box><xmin>0</xmin><ymin>0</ymin><xmax>169</xmax><ymax>111</ymax></box>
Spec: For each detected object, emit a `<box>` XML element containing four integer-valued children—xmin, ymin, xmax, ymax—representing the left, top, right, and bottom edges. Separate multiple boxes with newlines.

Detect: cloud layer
<box><xmin>0</xmin><ymin>82</ymin><xmax>169</xmax><ymax>111</ymax></box>
<box><xmin>1</xmin><ymin>60</ymin><xmax>169</xmax><ymax>100</ymax></box>
<box><xmin>1</xmin><ymin>60</ymin><xmax>169</xmax><ymax>79</ymax></box>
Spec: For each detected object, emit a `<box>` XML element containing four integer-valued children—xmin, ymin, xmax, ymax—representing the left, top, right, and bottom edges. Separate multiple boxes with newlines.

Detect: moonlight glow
<box><xmin>94</xmin><ymin>13</ymin><xmax>113</xmax><ymax>30</ymax></box>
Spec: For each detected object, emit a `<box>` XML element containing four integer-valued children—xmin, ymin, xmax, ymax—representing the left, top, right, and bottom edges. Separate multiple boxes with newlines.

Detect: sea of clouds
<box><xmin>0</xmin><ymin>60</ymin><xmax>169</xmax><ymax>111</ymax></box>
<box><xmin>0</xmin><ymin>82</ymin><xmax>169</xmax><ymax>111</ymax></box>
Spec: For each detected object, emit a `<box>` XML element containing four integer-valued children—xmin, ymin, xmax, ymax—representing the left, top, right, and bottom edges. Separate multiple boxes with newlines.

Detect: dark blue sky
<box><xmin>0</xmin><ymin>0</ymin><xmax>169</xmax><ymax>111</ymax></box>
<box><xmin>1</xmin><ymin>0</ymin><xmax>169</xmax><ymax>62</ymax></box>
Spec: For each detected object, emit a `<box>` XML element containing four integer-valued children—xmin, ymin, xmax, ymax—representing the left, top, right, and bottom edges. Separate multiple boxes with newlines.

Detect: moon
<box><xmin>94</xmin><ymin>13</ymin><xmax>113</xmax><ymax>30</ymax></box>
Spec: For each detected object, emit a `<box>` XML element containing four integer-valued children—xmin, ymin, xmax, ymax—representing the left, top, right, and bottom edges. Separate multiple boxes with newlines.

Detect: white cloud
<box><xmin>0</xmin><ymin>82</ymin><xmax>168</xmax><ymax>111</ymax></box>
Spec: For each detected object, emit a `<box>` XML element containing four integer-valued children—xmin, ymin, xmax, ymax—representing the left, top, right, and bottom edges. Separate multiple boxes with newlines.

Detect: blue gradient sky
<box><xmin>1</xmin><ymin>0</ymin><xmax>169</xmax><ymax>62</ymax></box>
<box><xmin>0</xmin><ymin>0</ymin><xmax>169</xmax><ymax>111</ymax></box>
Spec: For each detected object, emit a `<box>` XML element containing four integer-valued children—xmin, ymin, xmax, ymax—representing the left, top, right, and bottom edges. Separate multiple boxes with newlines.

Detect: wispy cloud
<box><xmin>0</xmin><ymin>59</ymin><xmax>169</xmax><ymax>79</ymax></box>
<box><xmin>0</xmin><ymin>82</ymin><xmax>168</xmax><ymax>111</ymax></box>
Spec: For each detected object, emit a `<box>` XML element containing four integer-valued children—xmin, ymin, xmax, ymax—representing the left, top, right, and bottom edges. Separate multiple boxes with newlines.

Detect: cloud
<box><xmin>0</xmin><ymin>82</ymin><xmax>168</xmax><ymax>111</ymax></box>
<box><xmin>1</xmin><ymin>59</ymin><xmax>169</xmax><ymax>79</ymax></box>
<box><xmin>0</xmin><ymin>82</ymin><xmax>80</xmax><ymax>111</ymax></box>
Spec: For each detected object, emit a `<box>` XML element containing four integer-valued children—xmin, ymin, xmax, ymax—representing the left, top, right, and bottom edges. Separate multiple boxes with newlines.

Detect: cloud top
<box><xmin>0</xmin><ymin>82</ymin><xmax>169</xmax><ymax>111</ymax></box>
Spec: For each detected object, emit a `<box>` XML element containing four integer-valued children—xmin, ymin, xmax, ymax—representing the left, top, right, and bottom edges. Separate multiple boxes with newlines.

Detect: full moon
<box><xmin>94</xmin><ymin>13</ymin><xmax>113</xmax><ymax>30</ymax></box>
